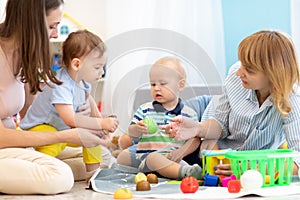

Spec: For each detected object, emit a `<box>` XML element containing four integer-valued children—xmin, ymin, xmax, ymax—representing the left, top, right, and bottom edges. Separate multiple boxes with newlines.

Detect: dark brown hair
<box><xmin>62</xmin><ymin>30</ymin><xmax>106</xmax><ymax>68</ymax></box>
<box><xmin>46</xmin><ymin>0</ymin><xmax>64</xmax><ymax>16</ymax></box>
<box><xmin>0</xmin><ymin>0</ymin><xmax>64</xmax><ymax>94</ymax></box>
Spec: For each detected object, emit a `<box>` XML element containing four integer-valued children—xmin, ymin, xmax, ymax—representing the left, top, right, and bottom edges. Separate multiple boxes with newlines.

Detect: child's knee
<box><xmin>119</xmin><ymin>133</ymin><xmax>133</xmax><ymax>150</ymax></box>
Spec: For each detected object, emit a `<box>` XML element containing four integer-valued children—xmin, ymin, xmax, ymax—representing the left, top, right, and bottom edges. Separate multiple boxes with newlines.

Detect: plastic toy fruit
<box><xmin>135</xmin><ymin>172</ymin><xmax>147</xmax><ymax>184</ymax></box>
<box><xmin>240</xmin><ymin>170</ymin><xmax>263</xmax><ymax>190</ymax></box>
<box><xmin>113</xmin><ymin>188</ymin><xmax>133</xmax><ymax>199</ymax></box>
<box><xmin>147</xmin><ymin>173</ymin><xmax>158</xmax><ymax>184</ymax></box>
<box><xmin>227</xmin><ymin>180</ymin><xmax>241</xmax><ymax>193</ymax></box>
<box><xmin>136</xmin><ymin>180</ymin><xmax>151</xmax><ymax>191</ymax></box>
<box><xmin>144</xmin><ymin>117</ymin><xmax>158</xmax><ymax>134</ymax></box>
<box><xmin>180</xmin><ymin>176</ymin><xmax>199</xmax><ymax>193</ymax></box>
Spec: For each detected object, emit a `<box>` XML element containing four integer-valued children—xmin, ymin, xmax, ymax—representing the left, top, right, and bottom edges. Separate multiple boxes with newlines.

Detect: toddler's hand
<box><xmin>136</xmin><ymin>120</ymin><xmax>149</xmax><ymax>134</ymax></box>
<box><xmin>167</xmin><ymin>149</ymin><xmax>184</xmax><ymax>163</ymax></box>
<box><xmin>101</xmin><ymin>117</ymin><xmax>119</xmax><ymax>133</ymax></box>
<box><xmin>76</xmin><ymin>103</ymin><xmax>91</xmax><ymax>116</ymax></box>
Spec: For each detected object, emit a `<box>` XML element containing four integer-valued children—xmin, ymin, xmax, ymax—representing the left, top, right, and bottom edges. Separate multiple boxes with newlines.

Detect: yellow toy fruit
<box><xmin>113</xmin><ymin>188</ymin><xmax>133</xmax><ymax>199</ymax></box>
<box><xmin>134</xmin><ymin>172</ymin><xmax>147</xmax><ymax>184</ymax></box>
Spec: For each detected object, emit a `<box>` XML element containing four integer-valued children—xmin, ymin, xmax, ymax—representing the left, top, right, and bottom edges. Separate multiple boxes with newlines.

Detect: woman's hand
<box><xmin>214</xmin><ymin>164</ymin><xmax>232</xmax><ymax>176</ymax></box>
<box><xmin>161</xmin><ymin>116</ymin><xmax>199</xmax><ymax>141</ymax></box>
<box><xmin>200</xmin><ymin>139</ymin><xmax>218</xmax><ymax>152</ymax></box>
<box><xmin>67</xmin><ymin>128</ymin><xmax>110</xmax><ymax>148</ymax></box>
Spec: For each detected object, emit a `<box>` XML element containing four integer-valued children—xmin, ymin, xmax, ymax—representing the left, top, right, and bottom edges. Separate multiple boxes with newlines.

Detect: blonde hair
<box><xmin>238</xmin><ymin>30</ymin><xmax>300</xmax><ymax>116</ymax></box>
<box><xmin>153</xmin><ymin>56</ymin><xmax>186</xmax><ymax>81</ymax></box>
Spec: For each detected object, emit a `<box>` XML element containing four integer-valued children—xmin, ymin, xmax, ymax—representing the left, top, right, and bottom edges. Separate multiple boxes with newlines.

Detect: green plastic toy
<box><xmin>144</xmin><ymin>117</ymin><xmax>158</xmax><ymax>134</ymax></box>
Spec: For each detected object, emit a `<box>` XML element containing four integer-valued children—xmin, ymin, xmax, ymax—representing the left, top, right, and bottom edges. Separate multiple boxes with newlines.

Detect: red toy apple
<box><xmin>180</xmin><ymin>176</ymin><xmax>199</xmax><ymax>193</ymax></box>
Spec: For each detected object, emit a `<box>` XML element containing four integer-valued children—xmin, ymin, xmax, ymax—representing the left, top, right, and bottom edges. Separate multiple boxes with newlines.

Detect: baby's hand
<box><xmin>101</xmin><ymin>117</ymin><xmax>119</xmax><ymax>133</ymax></box>
<box><xmin>136</xmin><ymin>120</ymin><xmax>149</xmax><ymax>134</ymax></box>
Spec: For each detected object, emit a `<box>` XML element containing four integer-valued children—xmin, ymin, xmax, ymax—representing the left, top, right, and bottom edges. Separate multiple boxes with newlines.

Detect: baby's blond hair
<box><xmin>153</xmin><ymin>56</ymin><xmax>186</xmax><ymax>81</ymax></box>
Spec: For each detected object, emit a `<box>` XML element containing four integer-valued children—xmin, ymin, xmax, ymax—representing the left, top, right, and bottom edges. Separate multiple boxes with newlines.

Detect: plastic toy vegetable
<box><xmin>180</xmin><ymin>176</ymin><xmax>199</xmax><ymax>193</ymax></box>
<box><xmin>144</xmin><ymin>117</ymin><xmax>158</xmax><ymax>134</ymax></box>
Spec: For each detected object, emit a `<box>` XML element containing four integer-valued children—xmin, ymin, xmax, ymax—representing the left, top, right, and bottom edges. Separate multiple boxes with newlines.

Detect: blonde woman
<box><xmin>163</xmin><ymin>30</ymin><xmax>300</xmax><ymax>176</ymax></box>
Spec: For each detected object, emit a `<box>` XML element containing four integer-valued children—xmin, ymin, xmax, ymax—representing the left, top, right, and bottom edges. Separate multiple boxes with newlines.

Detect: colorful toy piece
<box><xmin>204</xmin><ymin>174</ymin><xmax>219</xmax><ymax>186</ymax></box>
<box><xmin>113</xmin><ymin>188</ymin><xmax>133</xmax><ymax>199</ymax></box>
<box><xmin>135</xmin><ymin>172</ymin><xmax>147</xmax><ymax>184</ymax></box>
<box><xmin>180</xmin><ymin>176</ymin><xmax>199</xmax><ymax>193</ymax></box>
<box><xmin>221</xmin><ymin>174</ymin><xmax>236</xmax><ymax>187</ymax></box>
<box><xmin>144</xmin><ymin>117</ymin><xmax>158</xmax><ymax>134</ymax></box>
<box><xmin>225</xmin><ymin>149</ymin><xmax>297</xmax><ymax>187</ymax></box>
<box><xmin>227</xmin><ymin>180</ymin><xmax>241</xmax><ymax>193</ymax></box>
<box><xmin>265</xmin><ymin>171</ymin><xmax>280</xmax><ymax>184</ymax></box>
<box><xmin>240</xmin><ymin>170</ymin><xmax>263</xmax><ymax>190</ymax></box>
<box><xmin>201</xmin><ymin>149</ymin><xmax>232</xmax><ymax>175</ymax></box>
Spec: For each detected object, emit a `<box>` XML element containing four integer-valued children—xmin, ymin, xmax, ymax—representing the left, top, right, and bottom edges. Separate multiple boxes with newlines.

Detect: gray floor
<box><xmin>0</xmin><ymin>181</ymin><xmax>109</xmax><ymax>200</ymax></box>
<box><xmin>2</xmin><ymin>181</ymin><xmax>300</xmax><ymax>200</ymax></box>
<box><xmin>0</xmin><ymin>181</ymin><xmax>165</xmax><ymax>200</ymax></box>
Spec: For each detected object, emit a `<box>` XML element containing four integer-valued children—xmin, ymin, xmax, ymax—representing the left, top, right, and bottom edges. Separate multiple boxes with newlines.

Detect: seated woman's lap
<box><xmin>0</xmin><ymin>148</ymin><xmax>74</xmax><ymax>194</ymax></box>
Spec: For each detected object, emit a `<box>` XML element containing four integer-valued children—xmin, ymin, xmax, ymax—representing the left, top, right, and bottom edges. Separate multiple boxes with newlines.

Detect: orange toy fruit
<box><xmin>113</xmin><ymin>188</ymin><xmax>133</xmax><ymax>199</ymax></box>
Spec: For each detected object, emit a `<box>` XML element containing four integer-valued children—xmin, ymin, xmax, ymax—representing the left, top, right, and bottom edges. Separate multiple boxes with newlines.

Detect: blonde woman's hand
<box><xmin>160</xmin><ymin>116</ymin><xmax>199</xmax><ymax>141</ymax></box>
<box><xmin>200</xmin><ymin>139</ymin><xmax>218</xmax><ymax>152</ymax></box>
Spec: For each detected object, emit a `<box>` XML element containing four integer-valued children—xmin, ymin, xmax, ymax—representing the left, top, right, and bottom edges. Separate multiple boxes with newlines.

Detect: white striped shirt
<box><xmin>202</xmin><ymin>62</ymin><xmax>300</xmax><ymax>166</ymax></box>
<box><xmin>132</xmin><ymin>99</ymin><xmax>198</xmax><ymax>155</ymax></box>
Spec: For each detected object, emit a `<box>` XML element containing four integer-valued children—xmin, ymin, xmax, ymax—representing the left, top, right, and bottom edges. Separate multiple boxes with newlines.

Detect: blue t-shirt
<box><xmin>20</xmin><ymin>68</ymin><xmax>90</xmax><ymax>131</ymax></box>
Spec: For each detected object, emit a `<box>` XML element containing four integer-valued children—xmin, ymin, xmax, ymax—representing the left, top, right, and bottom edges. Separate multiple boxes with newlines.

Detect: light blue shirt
<box><xmin>202</xmin><ymin>62</ymin><xmax>300</xmax><ymax>166</ymax></box>
<box><xmin>20</xmin><ymin>68</ymin><xmax>90</xmax><ymax>131</ymax></box>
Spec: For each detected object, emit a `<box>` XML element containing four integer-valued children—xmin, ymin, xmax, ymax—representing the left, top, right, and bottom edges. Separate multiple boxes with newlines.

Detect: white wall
<box><xmin>1</xmin><ymin>0</ymin><xmax>227</xmax><ymax>135</ymax></box>
<box><xmin>0</xmin><ymin>0</ymin><xmax>7</xmax><ymax>22</ymax></box>
<box><xmin>63</xmin><ymin>0</ymin><xmax>227</xmax><ymax>135</ymax></box>
<box><xmin>64</xmin><ymin>0</ymin><xmax>226</xmax><ymax>79</ymax></box>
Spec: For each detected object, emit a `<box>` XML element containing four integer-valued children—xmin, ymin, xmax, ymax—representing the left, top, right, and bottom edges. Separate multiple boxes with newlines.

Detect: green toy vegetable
<box><xmin>144</xmin><ymin>117</ymin><xmax>158</xmax><ymax>134</ymax></box>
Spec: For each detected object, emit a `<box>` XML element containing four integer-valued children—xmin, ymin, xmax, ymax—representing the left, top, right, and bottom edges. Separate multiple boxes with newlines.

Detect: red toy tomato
<box><xmin>227</xmin><ymin>180</ymin><xmax>241</xmax><ymax>193</ymax></box>
<box><xmin>180</xmin><ymin>176</ymin><xmax>199</xmax><ymax>193</ymax></box>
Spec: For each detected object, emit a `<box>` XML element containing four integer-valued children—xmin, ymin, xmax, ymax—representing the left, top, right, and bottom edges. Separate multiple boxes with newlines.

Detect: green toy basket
<box><xmin>225</xmin><ymin>149</ymin><xmax>299</xmax><ymax>187</ymax></box>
